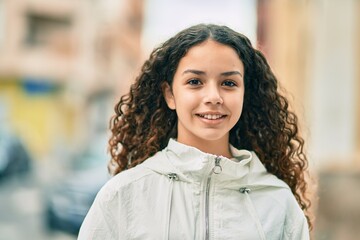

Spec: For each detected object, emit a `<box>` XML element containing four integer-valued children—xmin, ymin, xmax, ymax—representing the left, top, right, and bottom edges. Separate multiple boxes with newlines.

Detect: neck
<box><xmin>176</xmin><ymin>136</ymin><xmax>232</xmax><ymax>158</ymax></box>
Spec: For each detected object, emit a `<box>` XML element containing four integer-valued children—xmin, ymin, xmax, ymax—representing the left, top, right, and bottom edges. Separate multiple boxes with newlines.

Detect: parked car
<box><xmin>0</xmin><ymin>130</ymin><xmax>32</xmax><ymax>180</ymax></box>
<box><xmin>44</xmin><ymin>139</ymin><xmax>110</xmax><ymax>234</ymax></box>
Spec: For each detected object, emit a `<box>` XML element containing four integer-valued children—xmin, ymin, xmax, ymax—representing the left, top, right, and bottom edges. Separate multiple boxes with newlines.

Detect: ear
<box><xmin>161</xmin><ymin>82</ymin><xmax>176</xmax><ymax>110</ymax></box>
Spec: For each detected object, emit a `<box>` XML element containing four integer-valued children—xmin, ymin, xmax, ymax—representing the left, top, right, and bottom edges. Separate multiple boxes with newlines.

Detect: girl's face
<box><xmin>163</xmin><ymin>40</ymin><xmax>245</xmax><ymax>149</ymax></box>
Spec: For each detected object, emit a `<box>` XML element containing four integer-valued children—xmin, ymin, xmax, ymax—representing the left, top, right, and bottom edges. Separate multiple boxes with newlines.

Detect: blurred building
<box><xmin>0</xmin><ymin>0</ymin><xmax>359</xmax><ymax>239</ymax></box>
<box><xmin>0</xmin><ymin>0</ymin><xmax>144</xmax><ymax>161</ymax></box>
<box><xmin>258</xmin><ymin>0</ymin><xmax>360</xmax><ymax>239</ymax></box>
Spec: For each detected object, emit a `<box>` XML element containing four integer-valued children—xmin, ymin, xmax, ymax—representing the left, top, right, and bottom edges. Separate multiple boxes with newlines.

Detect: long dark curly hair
<box><xmin>109</xmin><ymin>24</ymin><xmax>312</xmax><ymax>229</ymax></box>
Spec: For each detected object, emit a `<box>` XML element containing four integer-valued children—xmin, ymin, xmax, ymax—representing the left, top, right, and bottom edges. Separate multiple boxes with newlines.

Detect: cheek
<box><xmin>175</xmin><ymin>92</ymin><xmax>198</xmax><ymax>107</ymax></box>
<box><xmin>230</xmin><ymin>96</ymin><xmax>244</xmax><ymax>119</ymax></box>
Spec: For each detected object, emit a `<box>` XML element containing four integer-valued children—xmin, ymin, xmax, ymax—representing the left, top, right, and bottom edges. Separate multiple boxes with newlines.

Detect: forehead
<box><xmin>176</xmin><ymin>40</ymin><xmax>244</xmax><ymax>72</ymax></box>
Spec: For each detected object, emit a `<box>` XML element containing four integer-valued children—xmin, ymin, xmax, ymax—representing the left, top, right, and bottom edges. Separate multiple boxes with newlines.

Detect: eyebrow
<box><xmin>182</xmin><ymin>69</ymin><xmax>243</xmax><ymax>77</ymax></box>
<box><xmin>221</xmin><ymin>71</ymin><xmax>243</xmax><ymax>77</ymax></box>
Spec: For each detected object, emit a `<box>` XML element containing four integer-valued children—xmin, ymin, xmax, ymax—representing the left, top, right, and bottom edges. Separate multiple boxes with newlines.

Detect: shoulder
<box><xmin>96</xmin><ymin>165</ymin><xmax>152</xmax><ymax>202</ymax></box>
<box><xmin>267</xmin><ymin>188</ymin><xmax>309</xmax><ymax>237</ymax></box>
<box><xmin>250</xmin><ymin>184</ymin><xmax>299</xmax><ymax>212</ymax></box>
<box><xmin>252</xmin><ymin>186</ymin><xmax>309</xmax><ymax>236</ymax></box>
<box><xmin>78</xmin><ymin>151</ymin><xmax>170</xmax><ymax>239</ymax></box>
<box><xmin>263</xmin><ymin>187</ymin><xmax>301</xmax><ymax>211</ymax></box>
<box><xmin>95</xmin><ymin>151</ymin><xmax>168</xmax><ymax>203</ymax></box>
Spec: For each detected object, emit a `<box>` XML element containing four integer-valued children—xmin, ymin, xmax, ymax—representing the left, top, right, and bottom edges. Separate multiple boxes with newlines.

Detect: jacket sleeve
<box><xmin>283</xmin><ymin>211</ymin><xmax>310</xmax><ymax>240</ymax></box>
<box><xmin>77</xmin><ymin>185</ymin><xmax>121</xmax><ymax>240</ymax></box>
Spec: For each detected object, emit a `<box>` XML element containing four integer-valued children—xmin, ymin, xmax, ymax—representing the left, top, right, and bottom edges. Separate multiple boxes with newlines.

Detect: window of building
<box><xmin>25</xmin><ymin>13</ymin><xmax>72</xmax><ymax>47</ymax></box>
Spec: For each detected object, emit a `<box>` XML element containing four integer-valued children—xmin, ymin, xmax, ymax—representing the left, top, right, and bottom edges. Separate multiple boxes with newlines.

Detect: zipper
<box><xmin>204</xmin><ymin>157</ymin><xmax>222</xmax><ymax>240</ymax></box>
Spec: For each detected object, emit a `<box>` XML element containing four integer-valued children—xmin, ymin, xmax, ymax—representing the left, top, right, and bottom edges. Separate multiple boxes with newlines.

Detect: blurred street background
<box><xmin>0</xmin><ymin>0</ymin><xmax>359</xmax><ymax>239</ymax></box>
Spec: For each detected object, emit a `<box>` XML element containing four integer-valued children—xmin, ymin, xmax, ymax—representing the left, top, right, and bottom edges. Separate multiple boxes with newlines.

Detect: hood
<box><xmin>141</xmin><ymin>139</ymin><xmax>289</xmax><ymax>190</ymax></box>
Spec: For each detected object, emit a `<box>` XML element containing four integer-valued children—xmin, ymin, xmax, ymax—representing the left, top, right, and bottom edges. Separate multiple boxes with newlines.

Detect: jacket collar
<box><xmin>142</xmin><ymin>138</ymin><xmax>289</xmax><ymax>189</ymax></box>
<box><xmin>165</xmin><ymin>138</ymin><xmax>252</xmax><ymax>180</ymax></box>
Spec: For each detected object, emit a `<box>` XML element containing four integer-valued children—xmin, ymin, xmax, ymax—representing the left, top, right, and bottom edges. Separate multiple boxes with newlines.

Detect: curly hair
<box><xmin>109</xmin><ymin>24</ymin><xmax>312</xmax><ymax>229</ymax></box>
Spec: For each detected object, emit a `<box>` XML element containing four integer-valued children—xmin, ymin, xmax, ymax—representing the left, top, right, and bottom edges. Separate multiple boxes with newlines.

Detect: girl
<box><xmin>78</xmin><ymin>24</ymin><xmax>311</xmax><ymax>239</ymax></box>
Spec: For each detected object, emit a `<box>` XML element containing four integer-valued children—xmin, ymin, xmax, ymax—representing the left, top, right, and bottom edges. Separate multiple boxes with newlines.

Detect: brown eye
<box><xmin>187</xmin><ymin>79</ymin><xmax>202</xmax><ymax>85</ymax></box>
<box><xmin>222</xmin><ymin>80</ymin><xmax>237</xmax><ymax>87</ymax></box>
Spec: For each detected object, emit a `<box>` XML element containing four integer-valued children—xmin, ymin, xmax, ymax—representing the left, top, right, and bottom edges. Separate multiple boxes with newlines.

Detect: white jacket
<box><xmin>78</xmin><ymin>139</ymin><xmax>309</xmax><ymax>240</ymax></box>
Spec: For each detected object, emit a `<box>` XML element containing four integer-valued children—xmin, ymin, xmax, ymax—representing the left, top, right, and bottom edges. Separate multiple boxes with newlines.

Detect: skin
<box><xmin>163</xmin><ymin>40</ymin><xmax>245</xmax><ymax>158</ymax></box>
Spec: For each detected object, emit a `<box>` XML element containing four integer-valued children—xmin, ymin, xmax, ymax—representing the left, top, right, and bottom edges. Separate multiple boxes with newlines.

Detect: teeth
<box><xmin>200</xmin><ymin>114</ymin><xmax>223</xmax><ymax>120</ymax></box>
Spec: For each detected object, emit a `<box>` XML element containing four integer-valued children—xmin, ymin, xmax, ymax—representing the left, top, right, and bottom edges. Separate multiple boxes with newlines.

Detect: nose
<box><xmin>204</xmin><ymin>85</ymin><xmax>223</xmax><ymax>105</ymax></box>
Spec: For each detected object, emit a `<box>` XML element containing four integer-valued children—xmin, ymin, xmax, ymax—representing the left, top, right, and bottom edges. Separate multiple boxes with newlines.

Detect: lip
<box><xmin>195</xmin><ymin>112</ymin><xmax>228</xmax><ymax>123</ymax></box>
<box><xmin>197</xmin><ymin>111</ymin><xmax>226</xmax><ymax>115</ymax></box>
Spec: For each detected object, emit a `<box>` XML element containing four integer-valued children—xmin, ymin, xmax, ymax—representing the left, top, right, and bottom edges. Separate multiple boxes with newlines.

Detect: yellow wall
<box><xmin>0</xmin><ymin>80</ymin><xmax>74</xmax><ymax>160</ymax></box>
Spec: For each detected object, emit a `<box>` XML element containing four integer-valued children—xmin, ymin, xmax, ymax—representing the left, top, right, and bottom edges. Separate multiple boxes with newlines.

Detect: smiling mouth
<box><xmin>196</xmin><ymin>114</ymin><xmax>227</xmax><ymax>120</ymax></box>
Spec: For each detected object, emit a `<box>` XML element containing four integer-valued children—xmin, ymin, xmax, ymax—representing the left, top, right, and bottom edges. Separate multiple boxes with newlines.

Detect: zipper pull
<box><xmin>167</xmin><ymin>173</ymin><xmax>179</xmax><ymax>181</ymax></box>
<box><xmin>239</xmin><ymin>187</ymin><xmax>251</xmax><ymax>194</ymax></box>
<box><xmin>212</xmin><ymin>157</ymin><xmax>222</xmax><ymax>174</ymax></box>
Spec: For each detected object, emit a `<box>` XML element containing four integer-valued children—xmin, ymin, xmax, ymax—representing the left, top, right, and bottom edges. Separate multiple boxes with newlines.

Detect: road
<box><xmin>0</xmin><ymin>169</ymin><xmax>76</xmax><ymax>240</ymax></box>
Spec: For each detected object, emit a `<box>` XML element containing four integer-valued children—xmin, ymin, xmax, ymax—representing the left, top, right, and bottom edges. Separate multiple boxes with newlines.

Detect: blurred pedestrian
<box><xmin>78</xmin><ymin>24</ymin><xmax>311</xmax><ymax>239</ymax></box>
